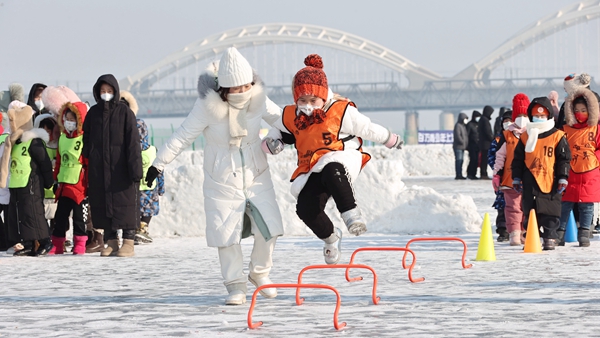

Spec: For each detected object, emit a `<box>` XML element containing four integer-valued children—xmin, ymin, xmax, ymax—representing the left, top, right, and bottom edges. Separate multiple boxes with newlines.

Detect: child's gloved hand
<box><xmin>384</xmin><ymin>133</ymin><xmax>403</xmax><ymax>149</ymax></box>
<box><xmin>261</xmin><ymin>137</ymin><xmax>284</xmax><ymax>155</ymax></box>
<box><xmin>145</xmin><ymin>166</ymin><xmax>161</xmax><ymax>188</ymax></box>
<box><xmin>512</xmin><ymin>178</ymin><xmax>522</xmax><ymax>193</ymax></box>
<box><xmin>492</xmin><ymin>175</ymin><xmax>501</xmax><ymax>192</ymax></box>
<box><xmin>558</xmin><ymin>179</ymin><xmax>568</xmax><ymax>194</ymax></box>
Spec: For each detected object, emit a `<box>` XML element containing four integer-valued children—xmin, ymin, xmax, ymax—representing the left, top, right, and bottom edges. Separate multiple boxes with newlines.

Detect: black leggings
<box><xmin>53</xmin><ymin>197</ymin><xmax>86</xmax><ymax>237</ymax></box>
<box><xmin>296</xmin><ymin>162</ymin><xmax>356</xmax><ymax>239</ymax></box>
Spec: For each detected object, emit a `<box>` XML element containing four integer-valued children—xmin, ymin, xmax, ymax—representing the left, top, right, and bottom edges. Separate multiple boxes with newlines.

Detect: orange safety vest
<box><xmin>520</xmin><ymin>130</ymin><xmax>565</xmax><ymax>194</ymax></box>
<box><xmin>563</xmin><ymin>124</ymin><xmax>599</xmax><ymax>173</ymax></box>
<box><xmin>500</xmin><ymin>130</ymin><xmax>519</xmax><ymax>188</ymax></box>
<box><xmin>282</xmin><ymin>101</ymin><xmax>371</xmax><ymax>181</ymax></box>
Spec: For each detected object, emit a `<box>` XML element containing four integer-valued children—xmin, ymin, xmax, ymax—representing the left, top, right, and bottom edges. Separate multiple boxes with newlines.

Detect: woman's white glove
<box><xmin>384</xmin><ymin>133</ymin><xmax>403</xmax><ymax>149</ymax></box>
<box><xmin>261</xmin><ymin>137</ymin><xmax>284</xmax><ymax>155</ymax></box>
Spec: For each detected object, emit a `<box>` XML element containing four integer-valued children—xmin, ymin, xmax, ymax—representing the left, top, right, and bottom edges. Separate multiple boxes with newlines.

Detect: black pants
<box><xmin>479</xmin><ymin>147</ymin><xmax>490</xmax><ymax>178</ymax></box>
<box><xmin>496</xmin><ymin>208</ymin><xmax>506</xmax><ymax>234</ymax></box>
<box><xmin>0</xmin><ymin>204</ymin><xmax>10</xmax><ymax>250</ymax></box>
<box><xmin>53</xmin><ymin>196</ymin><xmax>86</xmax><ymax>237</ymax></box>
<box><xmin>141</xmin><ymin>215</ymin><xmax>152</xmax><ymax>227</ymax></box>
<box><xmin>107</xmin><ymin>229</ymin><xmax>136</xmax><ymax>240</ymax></box>
<box><xmin>467</xmin><ymin>149</ymin><xmax>479</xmax><ymax>177</ymax></box>
<box><xmin>296</xmin><ymin>162</ymin><xmax>356</xmax><ymax>239</ymax></box>
<box><xmin>523</xmin><ymin>211</ymin><xmax>560</xmax><ymax>239</ymax></box>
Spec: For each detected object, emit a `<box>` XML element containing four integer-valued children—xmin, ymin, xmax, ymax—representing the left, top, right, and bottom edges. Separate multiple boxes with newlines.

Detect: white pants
<box><xmin>218</xmin><ymin>209</ymin><xmax>277</xmax><ymax>293</ymax></box>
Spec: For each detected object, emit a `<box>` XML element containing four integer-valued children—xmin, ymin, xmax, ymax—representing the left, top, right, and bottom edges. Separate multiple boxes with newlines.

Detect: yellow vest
<box><xmin>9</xmin><ymin>140</ymin><xmax>32</xmax><ymax>188</ymax></box>
<box><xmin>57</xmin><ymin>135</ymin><xmax>83</xmax><ymax>184</ymax></box>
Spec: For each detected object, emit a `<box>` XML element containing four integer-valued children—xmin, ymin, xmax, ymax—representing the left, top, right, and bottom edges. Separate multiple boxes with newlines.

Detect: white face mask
<box><xmin>298</xmin><ymin>104</ymin><xmax>321</xmax><ymax>116</ymax></box>
<box><xmin>515</xmin><ymin>116</ymin><xmax>528</xmax><ymax>128</ymax></box>
<box><xmin>463</xmin><ymin>118</ymin><xmax>468</xmax><ymax>124</ymax></box>
<box><xmin>503</xmin><ymin>122</ymin><xmax>512</xmax><ymax>130</ymax></box>
<box><xmin>64</xmin><ymin>121</ymin><xmax>77</xmax><ymax>132</ymax></box>
<box><xmin>35</xmin><ymin>100</ymin><xmax>44</xmax><ymax>110</ymax></box>
<box><xmin>101</xmin><ymin>93</ymin><xmax>114</xmax><ymax>102</ymax></box>
<box><xmin>475</xmin><ymin>117</ymin><xmax>481</xmax><ymax>122</ymax></box>
<box><xmin>532</xmin><ymin>116</ymin><xmax>548</xmax><ymax>123</ymax></box>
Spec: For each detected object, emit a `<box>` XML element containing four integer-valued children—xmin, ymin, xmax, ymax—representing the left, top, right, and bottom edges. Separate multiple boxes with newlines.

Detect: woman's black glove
<box><xmin>145</xmin><ymin>166</ymin><xmax>160</xmax><ymax>188</ymax></box>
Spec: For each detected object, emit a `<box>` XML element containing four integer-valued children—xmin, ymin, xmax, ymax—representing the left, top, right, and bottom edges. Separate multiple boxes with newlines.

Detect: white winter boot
<box><xmin>248</xmin><ymin>275</ymin><xmax>277</xmax><ymax>299</ymax></box>
<box><xmin>509</xmin><ymin>230</ymin><xmax>522</xmax><ymax>246</ymax></box>
<box><xmin>225</xmin><ymin>283</ymin><xmax>247</xmax><ymax>305</ymax></box>
<box><xmin>341</xmin><ymin>208</ymin><xmax>367</xmax><ymax>236</ymax></box>
<box><xmin>323</xmin><ymin>228</ymin><xmax>342</xmax><ymax>264</ymax></box>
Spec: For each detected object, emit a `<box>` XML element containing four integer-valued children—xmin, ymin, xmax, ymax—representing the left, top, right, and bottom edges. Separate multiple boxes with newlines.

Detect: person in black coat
<box><xmin>466</xmin><ymin>110</ymin><xmax>481</xmax><ymax>179</ymax></box>
<box><xmin>478</xmin><ymin>105</ymin><xmax>494</xmax><ymax>179</ymax></box>
<box><xmin>26</xmin><ymin>83</ymin><xmax>48</xmax><ymax>119</ymax></box>
<box><xmin>512</xmin><ymin>96</ymin><xmax>571</xmax><ymax>250</ymax></box>
<box><xmin>82</xmin><ymin>74</ymin><xmax>142</xmax><ymax>257</ymax></box>
<box><xmin>493</xmin><ymin>107</ymin><xmax>507</xmax><ymax>137</ymax></box>
<box><xmin>1</xmin><ymin>104</ymin><xmax>54</xmax><ymax>256</ymax></box>
<box><xmin>453</xmin><ymin>112</ymin><xmax>468</xmax><ymax>179</ymax></box>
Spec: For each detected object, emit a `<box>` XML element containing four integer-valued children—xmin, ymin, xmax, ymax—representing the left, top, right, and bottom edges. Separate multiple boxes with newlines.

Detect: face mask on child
<box><xmin>503</xmin><ymin>122</ymin><xmax>512</xmax><ymax>130</ymax></box>
<box><xmin>101</xmin><ymin>93</ymin><xmax>114</xmax><ymax>102</ymax></box>
<box><xmin>298</xmin><ymin>104</ymin><xmax>320</xmax><ymax>116</ymax></box>
<box><xmin>515</xmin><ymin>116</ymin><xmax>528</xmax><ymax>128</ymax></box>
<box><xmin>64</xmin><ymin>121</ymin><xmax>77</xmax><ymax>132</ymax></box>
<box><xmin>532</xmin><ymin>116</ymin><xmax>548</xmax><ymax>123</ymax></box>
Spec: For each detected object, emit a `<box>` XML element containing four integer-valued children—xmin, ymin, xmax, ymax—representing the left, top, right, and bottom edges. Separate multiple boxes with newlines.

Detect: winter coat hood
<box><xmin>0</xmin><ymin>83</ymin><xmax>25</xmax><ymax>113</ymax></box>
<box><xmin>471</xmin><ymin>110</ymin><xmax>481</xmax><ymax>120</ymax></box>
<box><xmin>564</xmin><ymin>88</ymin><xmax>600</xmax><ymax>127</ymax></box>
<box><xmin>197</xmin><ymin>60</ymin><xmax>262</xmax><ymax>99</ymax></box>
<box><xmin>93</xmin><ymin>74</ymin><xmax>120</xmax><ymax>104</ymax></box>
<box><xmin>33</xmin><ymin>113</ymin><xmax>59</xmax><ymax>148</ymax></box>
<box><xmin>27</xmin><ymin>83</ymin><xmax>47</xmax><ymax>114</ymax></box>
<box><xmin>527</xmin><ymin>97</ymin><xmax>554</xmax><ymax>121</ymax></box>
<box><xmin>58</xmin><ymin>101</ymin><xmax>88</xmax><ymax>137</ymax></box>
<box><xmin>482</xmin><ymin>105</ymin><xmax>494</xmax><ymax>119</ymax></box>
<box><xmin>41</xmin><ymin>86</ymin><xmax>80</xmax><ymax>116</ymax></box>
<box><xmin>8</xmin><ymin>105</ymin><xmax>34</xmax><ymax>143</ymax></box>
<box><xmin>120</xmin><ymin>90</ymin><xmax>139</xmax><ymax>115</ymax></box>
<box><xmin>457</xmin><ymin>112</ymin><xmax>468</xmax><ymax>124</ymax></box>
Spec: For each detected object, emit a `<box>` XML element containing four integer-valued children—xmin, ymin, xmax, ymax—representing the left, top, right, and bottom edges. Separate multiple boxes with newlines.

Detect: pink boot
<box><xmin>72</xmin><ymin>235</ymin><xmax>88</xmax><ymax>255</ymax></box>
<box><xmin>49</xmin><ymin>236</ymin><xmax>66</xmax><ymax>255</ymax></box>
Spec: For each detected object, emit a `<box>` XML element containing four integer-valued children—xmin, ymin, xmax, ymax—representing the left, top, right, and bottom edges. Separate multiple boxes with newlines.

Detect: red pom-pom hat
<box><xmin>293</xmin><ymin>54</ymin><xmax>329</xmax><ymax>102</ymax></box>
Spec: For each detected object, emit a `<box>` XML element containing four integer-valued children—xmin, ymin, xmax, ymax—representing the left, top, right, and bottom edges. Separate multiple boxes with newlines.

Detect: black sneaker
<box><xmin>34</xmin><ymin>238</ymin><xmax>54</xmax><ymax>257</ymax></box>
<box><xmin>543</xmin><ymin>238</ymin><xmax>556</xmax><ymax>250</ymax></box>
<box><xmin>497</xmin><ymin>229</ymin><xmax>509</xmax><ymax>242</ymax></box>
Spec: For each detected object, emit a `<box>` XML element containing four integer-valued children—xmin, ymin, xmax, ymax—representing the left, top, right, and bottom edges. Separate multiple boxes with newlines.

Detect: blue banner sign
<box><xmin>417</xmin><ymin>131</ymin><xmax>454</xmax><ymax>144</ymax></box>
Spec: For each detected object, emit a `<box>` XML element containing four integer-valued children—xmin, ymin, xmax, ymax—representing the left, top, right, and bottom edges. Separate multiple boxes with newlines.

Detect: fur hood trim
<box><xmin>197</xmin><ymin>60</ymin><xmax>263</xmax><ymax>99</ymax></box>
<box><xmin>202</xmin><ymin>83</ymin><xmax>266</xmax><ymax>121</ymax></box>
<box><xmin>33</xmin><ymin>113</ymin><xmax>55</xmax><ymax>128</ymax></box>
<box><xmin>42</xmin><ymin>86</ymin><xmax>80</xmax><ymax>116</ymax></box>
<box><xmin>20</xmin><ymin>128</ymin><xmax>49</xmax><ymax>144</ymax></box>
<box><xmin>564</xmin><ymin>88</ymin><xmax>600</xmax><ymax>127</ymax></box>
<box><xmin>9</xmin><ymin>83</ymin><xmax>24</xmax><ymax>103</ymax></box>
<box><xmin>58</xmin><ymin>102</ymin><xmax>87</xmax><ymax>135</ymax></box>
<box><xmin>120</xmin><ymin>90</ymin><xmax>139</xmax><ymax>115</ymax></box>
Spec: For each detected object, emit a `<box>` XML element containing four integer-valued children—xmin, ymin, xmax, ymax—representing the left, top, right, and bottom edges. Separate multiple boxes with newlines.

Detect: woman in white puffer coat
<box><xmin>146</xmin><ymin>47</ymin><xmax>284</xmax><ymax>306</ymax></box>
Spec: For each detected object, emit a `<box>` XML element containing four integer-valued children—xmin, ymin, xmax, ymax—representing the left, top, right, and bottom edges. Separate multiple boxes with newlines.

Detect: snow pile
<box><xmin>152</xmin><ymin>145</ymin><xmax>481</xmax><ymax>238</ymax></box>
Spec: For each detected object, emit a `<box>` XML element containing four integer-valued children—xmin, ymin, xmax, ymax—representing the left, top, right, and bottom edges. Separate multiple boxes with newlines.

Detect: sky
<box><xmin>0</xmin><ymin>0</ymin><xmax>579</xmax><ymax>91</ymax></box>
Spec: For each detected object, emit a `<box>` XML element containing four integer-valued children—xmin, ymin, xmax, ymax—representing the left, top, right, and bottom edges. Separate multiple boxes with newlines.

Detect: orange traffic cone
<box><xmin>523</xmin><ymin>209</ymin><xmax>542</xmax><ymax>253</ymax></box>
<box><xmin>476</xmin><ymin>213</ymin><xmax>496</xmax><ymax>261</ymax></box>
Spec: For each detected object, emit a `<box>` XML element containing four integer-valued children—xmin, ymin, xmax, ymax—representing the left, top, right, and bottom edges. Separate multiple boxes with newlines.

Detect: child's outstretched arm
<box><xmin>341</xmin><ymin>105</ymin><xmax>402</xmax><ymax>148</ymax></box>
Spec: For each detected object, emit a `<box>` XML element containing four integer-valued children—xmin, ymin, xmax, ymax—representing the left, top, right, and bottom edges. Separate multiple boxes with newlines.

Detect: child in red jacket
<box><xmin>49</xmin><ymin>101</ymin><xmax>88</xmax><ymax>255</ymax></box>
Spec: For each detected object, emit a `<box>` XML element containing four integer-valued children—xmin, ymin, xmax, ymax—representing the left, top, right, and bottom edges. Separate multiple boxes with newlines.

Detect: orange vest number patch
<box><xmin>520</xmin><ymin>130</ymin><xmax>565</xmax><ymax>194</ymax></box>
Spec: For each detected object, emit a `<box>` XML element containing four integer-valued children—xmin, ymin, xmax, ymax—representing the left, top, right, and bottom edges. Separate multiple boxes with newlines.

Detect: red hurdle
<box><xmin>345</xmin><ymin>247</ymin><xmax>425</xmax><ymax>283</ymax></box>
<box><xmin>401</xmin><ymin>237</ymin><xmax>473</xmax><ymax>269</ymax></box>
<box><xmin>296</xmin><ymin>264</ymin><xmax>380</xmax><ymax>305</ymax></box>
<box><xmin>247</xmin><ymin>283</ymin><xmax>346</xmax><ymax>330</ymax></box>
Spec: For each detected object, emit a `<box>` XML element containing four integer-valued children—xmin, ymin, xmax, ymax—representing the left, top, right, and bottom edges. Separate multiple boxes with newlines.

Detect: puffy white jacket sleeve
<box><xmin>340</xmin><ymin>104</ymin><xmax>391</xmax><ymax>144</ymax></box>
<box><xmin>263</xmin><ymin>98</ymin><xmax>285</xmax><ymax>140</ymax></box>
<box><xmin>153</xmin><ymin>98</ymin><xmax>208</xmax><ymax>170</ymax></box>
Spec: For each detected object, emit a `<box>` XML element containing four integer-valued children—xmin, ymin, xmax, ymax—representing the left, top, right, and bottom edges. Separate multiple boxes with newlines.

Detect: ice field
<box><xmin>2</xmin><ymin>145</ymin><xmax>600</xmax><ymax>337</ymax></box>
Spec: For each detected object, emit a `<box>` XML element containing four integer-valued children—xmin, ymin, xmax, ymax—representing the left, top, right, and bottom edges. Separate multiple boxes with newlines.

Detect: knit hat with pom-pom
<box><xmin>512</xmin><ymin>93</ymin><xmax>530</xmax><ymax>120</ymax></box>
<box><xmin>293</xmin><ymin>54</ymin><xmax>328</xmax><ymax>102</ymax></box>
<box><xmin>564</xmin><ymin>73</ymin><xmax>592</xmax><ymax>94</ymax></box>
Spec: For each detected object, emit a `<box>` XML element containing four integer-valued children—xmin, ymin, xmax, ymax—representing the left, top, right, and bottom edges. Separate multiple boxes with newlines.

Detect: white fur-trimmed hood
<box><xmin>20</xmin><ymin>128</ymin><xmax>50</xmax><ymax>144</ymax></box>
<box><xmin>564</xmin><ymin>88</ymin><xmax>600</xmax><ymax>127</ymax></box>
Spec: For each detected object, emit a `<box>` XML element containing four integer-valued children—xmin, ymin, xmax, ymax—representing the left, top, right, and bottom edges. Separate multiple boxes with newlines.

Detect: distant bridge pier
<box><xmin>405</xmin><ymin>111</ymin><xmax>419</xmax><ymax>145</ymax></box>
<box><xmin>439</xmin><ymin>111</ymin><xmax>455</xmax><ymax>131</ymax></box>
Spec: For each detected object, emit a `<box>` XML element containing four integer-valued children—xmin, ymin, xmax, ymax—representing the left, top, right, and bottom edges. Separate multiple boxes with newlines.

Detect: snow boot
<box><xmin>35</xmin><ymin>238</ymin><xmax>54</xmax><ymax>256</ymax></box>
<box><xmin>497</xmin><ymin>228</ymin><xmax>509</xmax><ymax>242</ymax></box>
<box><xmin>13</xmin><ymin>241</ymin><xmax>34</xmax><ymax>256</ymax></box>
<box><xmin>341</xmin><ymin>208</ymin><xmax>367</xmax><ymax>236</ymax></box>
<box><xmin>542</xmin><ymin>238</ymin><xmax>556</xmax><ymax>251</ymax></box>
<box><xmin>323</xmin><ymin>228</ymin><xmax>342</xmax><ymax>265</ymax></box>
<box><xmin>578</xmin><ymin>229</ymin><xmax>591</xmax><ymax>247</ymax></box>
<box><xmin>225</xmin><ymin>283</ymin><xmax>247</xmax><ymax>305</ymax></box>
<box><xmin>509</xmin><ymin>231</ymin><xmax>522</xmax><ymax>246</ymax></box>
<box><xmin>49</xmin><ymin>236</ymin><xmax>66</xmax><ymax>255</ymax></box>
<box><xmin>100</xmin><ymin>239</ymin><xmax>120</xmax><ymax>257</ymax></box>
<box><xmin>556</xmin><ymin>230</ymin><xmax>565</xmax><ymax>246</ymax></box>
<box><xmin>116</xmin><ymin>239</ymin><xmax>135</xmax><ymax>257</ymax></box>
<box><xmin>72</xmin><ymin>235</ymin><xmax>88</xmax><ymax>255</ymax></box>
<box><xmin>134</xmin><ymin>221</ymin><xmax>153</xmax><ymax>245</ymax></box>
<box><xmin>86</xmin><ymin>229</ymin><xmax>104</xmax><ymax>253</ymax></box>
<box><xmin>248</xmin><ymin>275</ymin><xmax>277</xmax><ymax>299</ymax></box>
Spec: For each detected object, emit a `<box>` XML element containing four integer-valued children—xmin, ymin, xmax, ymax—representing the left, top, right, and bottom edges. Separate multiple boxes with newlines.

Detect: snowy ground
<box><xmin>2</xmin><ymin>145</ymin><xmax>600</xmax><ymax>337</ymax></box>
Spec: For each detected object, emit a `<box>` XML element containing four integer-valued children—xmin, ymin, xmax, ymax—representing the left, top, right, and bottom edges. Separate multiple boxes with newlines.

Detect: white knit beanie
<box><xmin>217</xmin><ymin>47</ymin><xmax>253</xmax><ymax>88</ymax></box>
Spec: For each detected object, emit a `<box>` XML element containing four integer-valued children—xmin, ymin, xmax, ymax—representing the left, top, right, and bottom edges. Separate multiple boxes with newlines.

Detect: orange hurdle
<box><xmin>401</xmin><ymin>237</ymin><xmax>473</xmax><ymax>269</ymax></box>
<box><xmin>345</xmin><ymin>247</ymin><xmax>425</xmax><ymax>283</ymax></box>
<box><xmin>247</xmin><ymin>283</ymin><xmax>346</xmax><ymax>330</ymax></box>
<box><xmin>296</xmin><ymin>264</ymin><xmax>380</xmax><ymax>305</ymax></box>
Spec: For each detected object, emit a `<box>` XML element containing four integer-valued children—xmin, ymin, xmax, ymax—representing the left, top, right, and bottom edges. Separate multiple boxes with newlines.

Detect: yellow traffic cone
<box><xmin>523</xmin><ymin>209</ymin><xmax>542</xmax><ymax>253</ymax></box>
<box><xmin>476</xmin><ymin>213</ymin><xmax>496</xmax><ymax>261</ymax></box>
